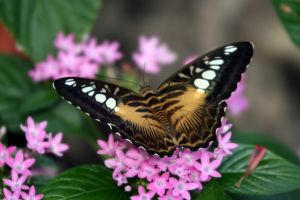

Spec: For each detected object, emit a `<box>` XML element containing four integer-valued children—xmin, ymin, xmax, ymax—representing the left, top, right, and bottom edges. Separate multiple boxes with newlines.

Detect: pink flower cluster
<box><xmin>132</xmin><ymin>36</ymin><xmax>177</xmax><ymax>74</ymax></box>
<box><xmin>20</xmin><ymin>116</ymin><xmax>69</xmax><ymax>157</ymax></box>
<box><xmin>29</xmin><ymin>33</ymin><xmax>123</xmax><ymax>81</ymax></box>
<box><xmin>97</xmin><ymin>119</ymin><xmax>237</xmax><ymax>200</ymax></box>
<box><xmin>0</xmin><ymin>116</ymin><xmax>69</xmax><ymax>200</ymax></box>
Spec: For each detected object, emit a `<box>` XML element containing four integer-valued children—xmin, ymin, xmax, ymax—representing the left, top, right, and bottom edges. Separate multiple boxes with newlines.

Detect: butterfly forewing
<box><xmin>54</xmin><ymin>41</ymin><xmax>254</xmax><ymax>157</ymax></box>
<box><xmin>156</xmin><ymin>42</ymin><xmax>253</xmax><ymax>150</ymax></box>
<box><xmin>53</xmin><ymin>78</ymin><xmax>175</xmax><ymax>156</ymax></box>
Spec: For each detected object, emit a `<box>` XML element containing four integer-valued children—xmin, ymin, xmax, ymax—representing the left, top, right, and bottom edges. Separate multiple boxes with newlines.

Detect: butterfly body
<box><xmin>54</xmin><ymin>42</ymin><xmax>254</xmax><ymax>157</ymax></box>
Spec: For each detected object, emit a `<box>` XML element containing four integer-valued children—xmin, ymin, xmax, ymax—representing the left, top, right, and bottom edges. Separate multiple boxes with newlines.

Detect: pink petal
<box><xmin>39</xmin><ymin>121</ymin><xmax>48</xmax><ymax>130</ymax></box>
<box><xmin>185</xmin><ymin>182</ymin><xmax>199</xmax><ymax>190</ymax></box>
<box><xmin>15</xmin><ymin>150</ymin><xmax>24</xmax><ymax>162</ymax></box>
<box><xmin>97</xmin><ymin>140</ymin><xmax>108</xmax><ymax>149</ymax></box>
<box><xmin>210</xmin><ymin>159</ymin><xmax>221</xmax><ymax>169</ymax></box>
<box><xmin>227</xmin><ymin>143</ymin><xmax>238</xmax><ymax>149</ymax></box>
<box><xmin>138</xmin><ymin>186</ymin><xmax>146</xmax><ymax>194</ymax></box>
<box><xmin>201</xmin><ymin>152</ymin><xmax>210</xmax><ymax>165</ymax></box>
<box><xmin>23</xmin><ymin>158</ymin><xmax>36</xmax><ymax>168</ymax></box>
<box><xmin>211</xmin><ymin>170</ymin><xmax>221</xmax><ymax>178</ymax></box>
<box><xmin>223</xmin><ymin>132</ymin><xmax>232</xmax><ymax>143</ymax></box>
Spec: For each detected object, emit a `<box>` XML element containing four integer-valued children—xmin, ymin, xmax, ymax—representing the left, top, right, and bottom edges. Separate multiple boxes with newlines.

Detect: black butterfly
<box><xmin>53</xmin><ymin>41</ymin><xmax>254</xmax><ymax>157</ymax></box>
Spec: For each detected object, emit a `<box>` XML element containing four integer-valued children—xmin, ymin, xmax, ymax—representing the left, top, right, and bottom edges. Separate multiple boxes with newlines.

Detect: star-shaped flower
<box><xmin>0</xmin><ymin>143</ymin><xmax>16</xmax><ymax>167</ymax></box>
<box><xmin>169</xmin><ymin>178</ymin><xmax>198</xmax><ymax>200</ymax></box>
<box><xmin>3</xmin><ymin>171</ymin><xmax>29</xmax><ymax>191</ymax></box>
<box><xmin>48</xmin><ymin>132</ymin><xmax>69</xmax><ymax>157</ymax></box>
<box><xmin>194</xmin><ymin>152</ymin><xmax>221</xmax><ymax>181</ymax></box>
<box><xmin>3</xmin><ymin>188</ymin><xmax>21</xmax><ymax>200</ymax></box>
<box><xmin>21</xmin><ymin>186</ymin><xmax>44</xmax><ymax>200</ymax></box>
<box><xmin>131</xmin><ymin>186</ymin><xmax>155</xmax><ymax>200</ymax></box>
<box><xmin>147</xmin><ymin>172</ymin><xmax>172</xmax><ymax>196</ymax></box>
<box><xmin>6</xmin><ymin>150</ymin><xmax>35</xmax><ymax>175</ymax></box>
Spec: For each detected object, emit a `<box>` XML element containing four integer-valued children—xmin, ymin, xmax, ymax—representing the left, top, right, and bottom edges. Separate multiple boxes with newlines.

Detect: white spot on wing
<box><xmin>224</xmin><ymin>45</ymin><xmax>237</xmax><ymax>53</ymax></box>
<box><xmin>202</xmin><ymin>70</ymin><xmax>216</xmax><ymax>80</ymax></box>
<box><xmin>209</xmin><ymin>59</ymin><xmax>224</xmax><ymax>65</ymax></box>
<box><xmin>65</xmin><ymin>79</ymin><xmax>76</xmax><ymax>86</ymax></box>
<box><xmin>195</xmin><ymin>68</ymin><xmax>202</xmax><ymax>73</ymax></box>
<box><xmin>82</xmin><ymin>86</ymin><xmax>94</xmax><ymax>93</ymax></box>
<box><xmin>210</xmin><ymin>65</ymin><xmax>220</xmax><ymax>70</ymax></box>
<box><xmin>88</xmin><ymin>91</ymin><xmax>95</xmax><ymax>96</ymax></box>
<box><xmin>194</xmin><ymin>79</ymin><xmax>210</xmax><ymax>89</ymax></box>
<box><xmin>114</xmin><ymin>107</ymin><xmax>120</xmax><ymax>112</ymax></box>
<box><xmin>106</xmin><ymin>98</ymin><xmax>116</xmax><ymax>109</ymax></box>
<box><xmin>178</xmin><ymin>73</ymin><xmax>190</xmax><ymax>78</ymax></box>
<box><xmin>113</xmin><ymin>87</ymin><xmax>120</xmax><ymax>95</ymax></box>
<box><xmin>95</xmin><ymin>94</ymin><xmax>106</xmax><ymax>103</ymax></box>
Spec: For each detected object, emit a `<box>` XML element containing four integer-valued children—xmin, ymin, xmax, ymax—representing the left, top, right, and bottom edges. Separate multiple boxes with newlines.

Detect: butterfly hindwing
<box><xmin>157</xmin><ymin>42</ymin><xmax>254</xmax><ymax>150</ymax></box>
<box><xmin>53</xmin><ymin>77</ymin><xmax>175</xmax><ymax>155</ymax></box>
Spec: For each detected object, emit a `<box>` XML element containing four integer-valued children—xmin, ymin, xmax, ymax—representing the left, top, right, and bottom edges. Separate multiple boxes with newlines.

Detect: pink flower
<box><xmin>132</xmin><ymin>36</ymin><xmax>177</xmax><ymax>74</ymax></box>
<box><xmin>58</xmin><ymin>50</ymin><xmax>82</xmax><ymax>70</ymax></box>
<box><xmin>21</xmin><ymin>116</ymin><xmax>48</xmax><ymax>154</ymax></box>
<box><xmin>138</xmin><ymin>162</ymin><xmax>160</xmax><ymax>181</ymax></box>
<box><xmin>55</xmin><ymin>32</ymin><xmax>78</xmax><ymax>52</ymax></box>
<box><xmin>0</xmin><ymin>143</ymin><xmax>16</xmax><ymax>167</ymax></box>
<box><xmin>97</xmin><ymin>134</ymin><xmax>124</xmax><ymax>156</ymax></box>
<box><xmin>26</xmin><ymin>131</ymin><xmax>48</xmax><ymax>154</ymax></box>
<box><xmin>131</xmin><ymin>186</ymin><xmax>155</xmax><ymax>200</ymax></box>
<box><xmin>227</xmin><ymin>77</ymin><xmax>249</xmax><ymax>116</ymax></box>
<box><xmin>48</xmin><ymin>132</ymin><xmax>69</xmax><ymax>157</ymax></box>
<box><xmin>98</xmin><ymin>41</ymin><xmax>123</xmax><ymax>64</ymax></box>
<box><xmin>178</xmin><ymin>149</ymin><xmax>199</xmax><ymax>167</ymax></box>
<box><xmin>77</xmin><ymin>60</ymin><xmax>99</xmax><ymax>78</ymax></box>
<box><xmin>29</xmin><ymin>56</ymin><xmax>58</xmax><ymax>81</ymax></box>
<box><xmin>3</xmin><ymin>171</ymin><xmax>29</xmax><ymax>191</ymax></box>
<box><xmin>21</xmin><ymin>186</ymin><xmax>44</xmax><ymax>200</ymax></box>
<box><xmin>216</xmin><ymin>132</ymin><xmax>238</xmax><ymax>156</ymax></box>
<box><xmin>159</xmin><ymin>190</ymin><xmax>183</xmax><ymax>200</ymax></box>
<box><xmin>83</xmin><ymin>38</ymin><xmax>104</xmax><ymax>62</ymax></box>
<box><xmin>98</xmin><ymin>118</ymin><xmax>235</xmax><ymax>199</ymax></box>
<box><xmin>6</xmin><ymin>150</ymin><xmax>35</xmax><ymax>175</ymax></box>
<box><xmin>194</xmin><ymin>152</ymin><xmax>221</xmax><ymax>181</ymax></box>
<box><xmin>169</xmin><ymin>178</ymin><xmax>198</xmax><ymax>200</ymax></box>
<box><xmin>3</xmin><ymin>188</ymin><xmax>21</xmax><ymax>200</ymax></box>
<box><xmin>147</xmin><ymin>172</ymin><xmax>172</xmax><ymax>196</ymax></box>
<box><xmin>20</xmin><ymin>116</ymin><xmax>47</xmax><ymax>138</ymax></box>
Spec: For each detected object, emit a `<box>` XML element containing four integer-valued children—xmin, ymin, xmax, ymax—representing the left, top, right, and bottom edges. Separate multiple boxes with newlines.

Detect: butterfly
<box><xmin>53</xmin><ymin>41</ymin><xmax>254</xmax><ymax>157</ymax></box>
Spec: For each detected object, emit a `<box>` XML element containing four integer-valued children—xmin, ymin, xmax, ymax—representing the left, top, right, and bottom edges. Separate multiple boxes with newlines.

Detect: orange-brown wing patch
<box><xmin>163</xmin><ymin>86</ymin><xmax>222</xmax><ymax>150</ymax></box>
<box><xmin>115</xmin><ymin>102</ymin><xmax>176</xmax><ymax>156</ymax></box>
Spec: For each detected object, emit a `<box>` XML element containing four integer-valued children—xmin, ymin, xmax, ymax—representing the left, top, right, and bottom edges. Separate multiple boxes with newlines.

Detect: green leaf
<box><xmin>230</xmin><ymin>189</ymin><xmax>300</xmax><ymax>200</ymax></box>
<box><xmin>0</xmin><ymin>0</ymin><xmax>101</xmax><ymax>61</ymax></box>
<box><xmin>219</xmin><ymin>144</ymin><xmax>300</xmax><ymax>195</ymax></box>
<box><xmin>195</xmin><ymin>180</ymin><xmax>231</xmax><ymax>200</ymax></box>
<box><xmin>41</xmin><ymin>165</ymin><xmax>129</xmax><ymax>200</ymax></box>
<box><xmin>0</xmin><ymin>54</ymin><xmax>36</xmax><ymax>130</ymax></box>
<box><xmin>273</xmin><ymin>0</ymin><xmax>300</xmax><ymax>48</ymax></box>
<box><xmin>33</xmin><ymin>101</ymin><xmax>101</xmax><ymax>140</ymax></box>
<box><xmin>233</xmin><ymin>131</ymin><xmax>300</xmax><ymax>165</ymax></box>
<box><xmin>20</xmin><ymin>87</ymin><xmax>59</xmax><ymax>115</ymax></box>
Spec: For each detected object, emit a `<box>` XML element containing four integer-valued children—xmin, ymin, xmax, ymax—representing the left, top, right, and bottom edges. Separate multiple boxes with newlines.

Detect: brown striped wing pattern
<box><xmin>156</xmin><ymin>41</ymin><xmax>253</xmax><ymax>151</ymax></box>
<box><xmin>53</xmin><ymin>78</ymin><xmax>175</xmax><ymax>155</ymax></box>
<box><xmin>53</xmin><ymin>41</ymin><xmax>254</xmax><ymax>157</ymax></box>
